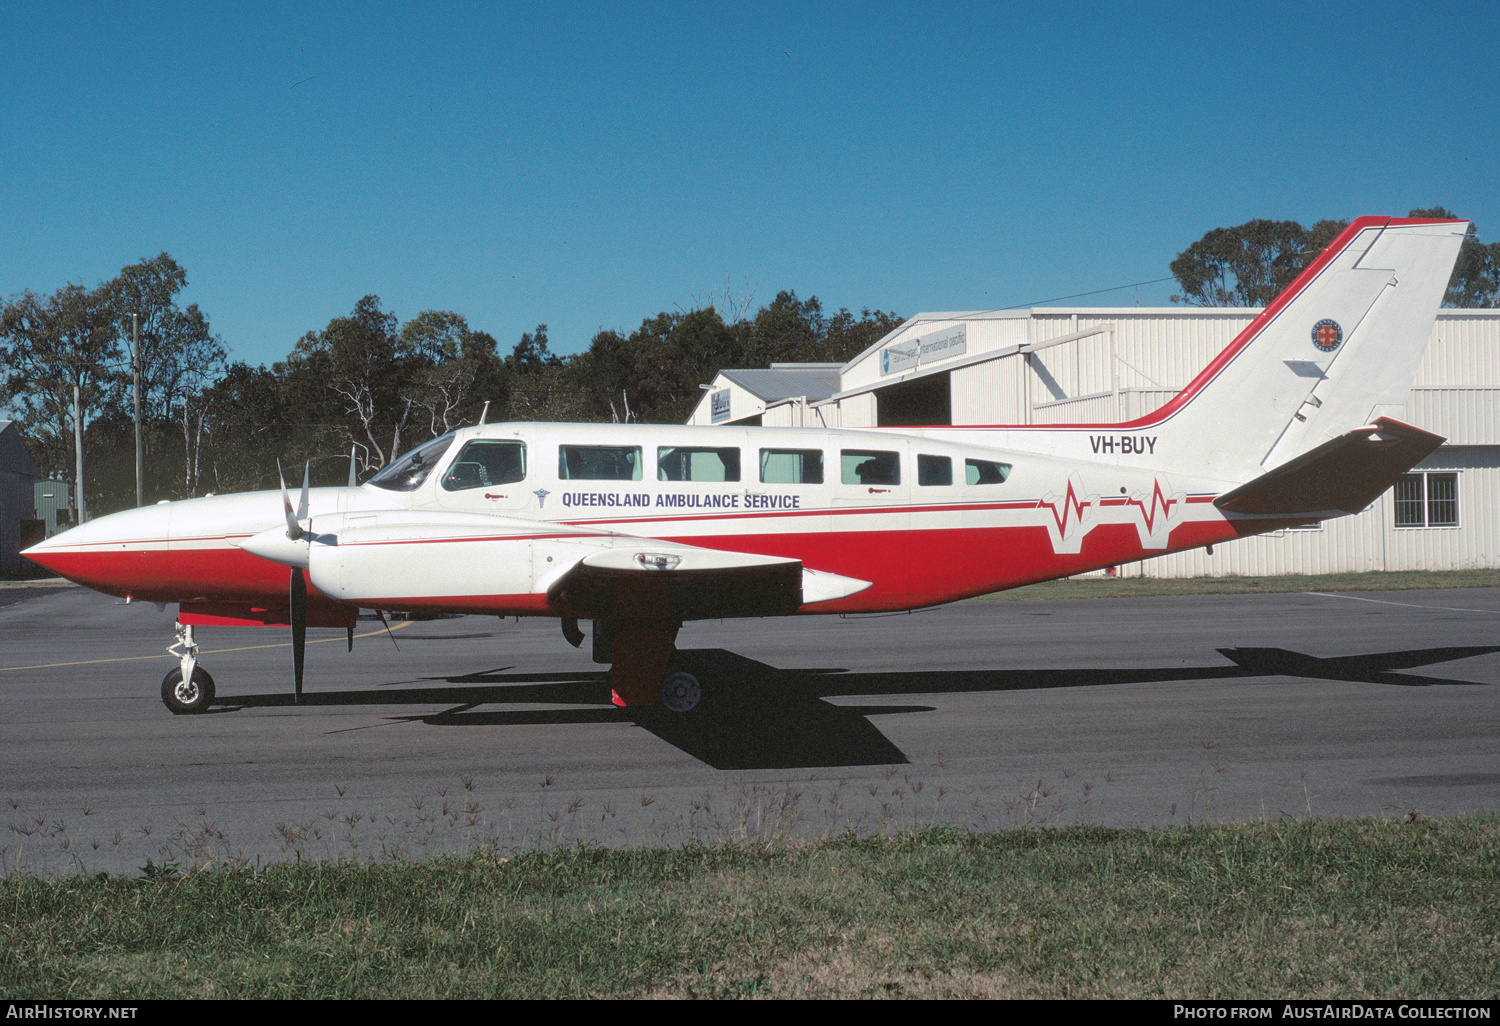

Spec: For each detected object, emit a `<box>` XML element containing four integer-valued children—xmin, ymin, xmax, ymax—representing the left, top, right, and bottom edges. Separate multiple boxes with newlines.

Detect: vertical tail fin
<box><xmin>1145</xmin><ymin>217</ymin><xmax>1466</xmax><ymax>484</ymax></box>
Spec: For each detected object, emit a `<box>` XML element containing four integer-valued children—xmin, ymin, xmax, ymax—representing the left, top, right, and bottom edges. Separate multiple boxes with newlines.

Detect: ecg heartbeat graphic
<box><xmin>1038</xmin><ymin>477</ymin><xmax>1092</xmax><ymax>538</ymax></box>
<box><xmin>1038</xmin><ymin>475</ymin><xmax>1186</xmax><ymax>554</ymax></box>
<box><xmin>1122</xmin><ymin>479</ymin><xmax>1180</xmax><ymax>534</ymax></box>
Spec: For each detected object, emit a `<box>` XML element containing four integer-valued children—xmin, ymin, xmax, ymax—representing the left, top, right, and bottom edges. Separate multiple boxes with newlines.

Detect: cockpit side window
<box><xmin>369</xmin><ymin>434</ymin><xmax>455</xmax><ymax>492</ymax></box>
<box><xmin>442</xmin><ymin>440</ymin><xmax>527</xmax><ymax>491</ymax></box>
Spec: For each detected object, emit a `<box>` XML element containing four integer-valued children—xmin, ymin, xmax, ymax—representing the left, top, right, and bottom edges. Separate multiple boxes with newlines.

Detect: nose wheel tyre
<box><xmin>161</xmin><ymin>667</ymin><xmax>216</xmax><ymax>715</ymax></box>
<box><xmin>660</xmin><ymin>671</ymin><xmax>701</xmax><ymax>713</ymax></box>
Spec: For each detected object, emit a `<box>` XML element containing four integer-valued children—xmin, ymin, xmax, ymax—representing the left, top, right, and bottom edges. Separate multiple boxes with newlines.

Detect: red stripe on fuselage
<box><xmin>30</xmin><ymin>514</ymin><xmax>1247</xmax><ymax>616</ymax></box>
<box><xmin>334</xmin><ymin>520</ymin><xmax>1244</xmax><ymax>615</ymax></box>
<box><xmin>29</xmin><ymin>545</ymin><xmax>301</xmax><ymax>603</ymax></box>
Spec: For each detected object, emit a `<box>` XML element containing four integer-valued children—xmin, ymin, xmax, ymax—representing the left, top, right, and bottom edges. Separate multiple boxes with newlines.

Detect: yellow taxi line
<box><xmin>0</xmin><ymin>621</ymin><xmax>413</xmax><ymax>673</ymax></box>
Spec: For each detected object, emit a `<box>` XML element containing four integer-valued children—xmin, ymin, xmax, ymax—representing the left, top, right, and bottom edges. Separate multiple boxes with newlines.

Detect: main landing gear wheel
<box><xmin>161</xmin><ymin>666</ymin><xmax>215</xmax><ymax>715</ymax></box>
<box><xmin>660</xmin><ymin>671</ymin><xmax>701</xmax><ymax>713</ymax></box>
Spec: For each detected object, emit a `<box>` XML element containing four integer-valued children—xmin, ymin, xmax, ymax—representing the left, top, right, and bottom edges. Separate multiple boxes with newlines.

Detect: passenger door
<box><xmin>829</xmin><ymin>440</ymin><xmax>910</xmax><ymax>598</ymax></box>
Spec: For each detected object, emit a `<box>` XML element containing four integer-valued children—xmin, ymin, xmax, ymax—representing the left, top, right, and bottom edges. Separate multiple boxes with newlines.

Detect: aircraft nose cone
<box><xmin>20</xmin><ymin>538</ymin><xmax>66</xmax><ymax>574</ymax></box>
<box><xmin>21</xmin><ymin>521</ymin><xmax>98</xmax><ymax>577</ymax></box>
<box><xmin>17</xmin><ymin>505</ymin><xmax>175</xmax><ymax>595</ymax></box>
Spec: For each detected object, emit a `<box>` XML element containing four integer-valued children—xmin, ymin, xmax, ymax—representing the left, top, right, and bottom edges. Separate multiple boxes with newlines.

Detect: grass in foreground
<box><xmin>976</xmin><ymin>568</ymin><xmax>1500</xmax><ymax>602</ymax></box>
<box><xmin>3</xmin><ymin>817</ymin><xmax>1497</xmax><ymax>999</ymax></box>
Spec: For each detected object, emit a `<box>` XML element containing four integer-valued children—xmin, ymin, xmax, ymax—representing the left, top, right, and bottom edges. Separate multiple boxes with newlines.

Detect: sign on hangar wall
<box><xmin>710</xmin><ymin>389</ymin><xmax>731</xmax><ymax>423</ymax></box>
<box><xmin>880</xmin><ymin>325</ymin><xmax>966</xmax><ymax>375</ymax></box>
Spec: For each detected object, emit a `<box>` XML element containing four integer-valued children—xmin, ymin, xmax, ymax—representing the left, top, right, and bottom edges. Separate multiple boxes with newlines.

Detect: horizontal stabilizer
<box><xmin>1214</xmin><ymin>417</ymin><xmax>1444</xmax><ymax>517</ymax></box>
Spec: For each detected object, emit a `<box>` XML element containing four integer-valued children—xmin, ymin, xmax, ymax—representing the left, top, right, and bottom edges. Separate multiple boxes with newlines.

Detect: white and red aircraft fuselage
<box><xmin>23</xmin><ymin>217</ymin><xmax>1469</xmax><ymax>714</ymax></box>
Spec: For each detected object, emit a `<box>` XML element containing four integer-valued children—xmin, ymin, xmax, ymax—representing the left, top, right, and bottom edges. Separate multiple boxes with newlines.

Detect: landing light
<box><xmin>635</xmin><ymin>552</ymin><xmax>682</xmax><ymax>570</ymax></box>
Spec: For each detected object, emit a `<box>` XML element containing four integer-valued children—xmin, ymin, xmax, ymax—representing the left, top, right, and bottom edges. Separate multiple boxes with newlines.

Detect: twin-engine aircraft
<box><xmin>24</xmin><ymin>216</ymin><xmax>1468</xmax><ymax>715</ymax></box>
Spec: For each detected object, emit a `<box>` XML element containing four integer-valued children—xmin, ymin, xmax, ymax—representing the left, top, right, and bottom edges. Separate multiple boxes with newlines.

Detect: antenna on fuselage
<box><xmin>479</xmin><ymin>400</ymin><xmax>491</xmax><ymax>425</ymax></box>
<box><xmin>348</xmin><ymin>445</ymin><xmax>358</xmax><ymax>488</ymax></box>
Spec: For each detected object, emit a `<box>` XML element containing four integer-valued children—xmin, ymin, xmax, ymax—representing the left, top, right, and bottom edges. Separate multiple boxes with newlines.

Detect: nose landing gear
<box><xmin>162</xmin><ymin>622</ymin><xmax>215</xmax><ymax>714</ymax></box>
<box><xmin>161</xmin><ymin>665</ymin><xmax>216</xmax><ymax>715</ymax></box>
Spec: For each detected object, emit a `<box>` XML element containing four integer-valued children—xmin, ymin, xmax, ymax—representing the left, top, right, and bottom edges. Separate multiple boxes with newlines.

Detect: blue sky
<box><xmin>3</xmin><ymin>1</ymin><xmax>1495</xmax><ymax>368</ymax></box>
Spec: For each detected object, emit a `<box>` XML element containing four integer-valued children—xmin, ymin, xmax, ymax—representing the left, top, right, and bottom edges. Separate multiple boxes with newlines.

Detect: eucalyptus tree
<box><xmin>398</xmin><ymin>310</ymin><xmax>506</xmax><ymax>438</ymax></box>
<box><xmin>1169</xmin><ymin>219</ymin><xmax>1348</xmax><ymax>307</ymax></box>
<box><xmin>0</xmin><ymin>283</ymin><xmax>122</xmax><ymax>520</ymax></box>
<box><xmin>102</xmin><ymin>253</ymin><xmax>228</xmax><ymax>498</ymax></box>
<box><xmin>287</xmin><ymin>296</ymin><xmax>425</xmax><ymax>474</ymax></box>
<box><xmin>1171</xmin><ymin>211</ymin><xmax>1498</xmax><ymax>309</ymax></box>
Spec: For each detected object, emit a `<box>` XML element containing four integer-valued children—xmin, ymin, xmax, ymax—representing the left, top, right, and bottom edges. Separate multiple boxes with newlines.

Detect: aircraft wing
<box><xmin>1214</xmin><ymin>417</ymin><xmax>1445</xmax><ymax>517</ymax></box>
<box><xmin>281</xmin><ymin>509</ymin><xmax>870</xmax><ymax>618</ymax></box>
<box><xmin>546</xmin><ymin>542</ymin><xmax>871</xmax><ymax>619</ymax></box>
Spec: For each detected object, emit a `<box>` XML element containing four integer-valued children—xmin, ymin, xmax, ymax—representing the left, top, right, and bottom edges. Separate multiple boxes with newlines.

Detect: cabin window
<box><xmin>759</xmin><ymin>448</ymin><xmax>823</xmax><ymax>485</ymax></box>
<box><xmin>442</xmin><ymin>440</ymin><xmax>527</xmax><ymax>491</ymax></box>
<box><xmin>841</xmin><ymin>449</ymin><xmax>900</xmax><ymax>486</ymax></box>
<box><xmin>965</xmin><ymin>459</ymin><xmax>1012</xmax><ymax>485</ymax></box>
<box><xmin>369</xmin><ymin>434</ymin><xmax>455</xmax><ymax>491</ymax></box>
<box><xmin>558</xmin><ymin>445</ymin><xmax>643</xmax><ymax>481</ymax></box>
<box><xmin>917</xmin><ymin>454</ymin><xmax>952</xmax><ymax>486</ymax></box>
<box><xmin>658</xmin><ymin>446</ymin><xmax>741</xmax><ymax>482</ymax></box>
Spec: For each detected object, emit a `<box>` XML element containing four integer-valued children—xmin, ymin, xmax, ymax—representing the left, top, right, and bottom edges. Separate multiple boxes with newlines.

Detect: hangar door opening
<box><xmin>876</xmin><ymin>371</ymin><xmax>951</xmax><ymax>427</ymax></box>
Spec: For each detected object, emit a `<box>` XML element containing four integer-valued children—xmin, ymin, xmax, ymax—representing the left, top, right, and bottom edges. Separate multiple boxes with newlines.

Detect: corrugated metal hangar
<box><xmin>689</xmin><ymin>308</ymin><xmax>1500</xmax><ymax>578</ymax></box>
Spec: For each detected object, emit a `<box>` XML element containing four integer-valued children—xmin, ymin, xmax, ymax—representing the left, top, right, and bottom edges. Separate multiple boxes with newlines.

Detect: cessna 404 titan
<box><xmin>24</xmin><ymin>216</ymin><xmax>1468</xmax><ymax>715</ymax></box>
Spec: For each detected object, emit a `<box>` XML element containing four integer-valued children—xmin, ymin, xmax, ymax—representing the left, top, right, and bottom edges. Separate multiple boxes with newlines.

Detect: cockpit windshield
<box><xmin>368</xmin><ymin>434</ymin><xmax>455</xmax><ymax>492</ymax></box>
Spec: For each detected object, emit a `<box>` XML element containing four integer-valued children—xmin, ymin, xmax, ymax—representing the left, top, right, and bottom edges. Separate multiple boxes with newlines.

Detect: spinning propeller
<box><xmin>277</xmin><ymin>460</ymin><xmax>311</xmax><ymax>703</ymax></box>
<box><xmin>240</xmin><ymin>453</ymin><xmax>387</xmax><ymax>704</ymax></box>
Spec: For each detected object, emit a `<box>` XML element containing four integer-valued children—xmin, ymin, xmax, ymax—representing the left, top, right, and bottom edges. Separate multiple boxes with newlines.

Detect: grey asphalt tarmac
<box><xmin>1</xmin><ymin>583</ymin><xmax>1496</xmax><ymax>875</ymax></box>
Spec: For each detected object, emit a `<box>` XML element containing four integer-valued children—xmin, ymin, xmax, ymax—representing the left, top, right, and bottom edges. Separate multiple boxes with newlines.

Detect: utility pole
<box><xmin>73</xmin><ymin>383</ymin><xmax>87</xmax><ymax>523</ymax></box>
<box><xmin>132</xmin><ymin>313</ymin><xmax>143</xmax><ymax>507</ymax></box>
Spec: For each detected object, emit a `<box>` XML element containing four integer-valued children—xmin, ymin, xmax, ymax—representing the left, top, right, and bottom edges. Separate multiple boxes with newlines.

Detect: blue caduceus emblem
<box><xmin>1312</xmin><ymin>319</ymin><xmax>1343</xmax><ymax>352</ymax></box>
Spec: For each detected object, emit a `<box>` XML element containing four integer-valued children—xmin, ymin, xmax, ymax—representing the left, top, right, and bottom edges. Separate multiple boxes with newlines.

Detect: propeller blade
<box><xmin>348</xmin><ymin>446</ymin><xmax>358</xmax><ymax>488</ymax></box>
<box><xmin>347</xmin><ymin>625</ymin><xmax>354</xmax><ymax>652</ymax></box>
<box><xmin>297</xmin><ymin>462</ymin><xmax>310</xmax><ymax>522</ymax></box>
<box><xmin>290</xmin><ymin>567</ymin><xmax>307</xmax><ymax>703</ymax></box>
<box><xmin>277</xmin><ymin>460</ymin><xmax>302</xmax><ymax>541</ymax></box>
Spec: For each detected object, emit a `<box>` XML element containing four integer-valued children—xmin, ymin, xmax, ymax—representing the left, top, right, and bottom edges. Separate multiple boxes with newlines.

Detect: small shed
<box><xmin>686</xmin><ymin>364</ymin><xmax>843</xmax><ymax>427</ymax></box>
<box><xmin>33</xmin><ymin>479</ymin><xmax>72</xmax><ymax>538</ymax></box>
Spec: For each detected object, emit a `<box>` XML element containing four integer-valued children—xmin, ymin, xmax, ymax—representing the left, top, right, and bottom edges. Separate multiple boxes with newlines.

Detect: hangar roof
<box><xmin>717</xmin><ymin>365</ymin><xmax>842</xmax><ymax>404</ymax></box>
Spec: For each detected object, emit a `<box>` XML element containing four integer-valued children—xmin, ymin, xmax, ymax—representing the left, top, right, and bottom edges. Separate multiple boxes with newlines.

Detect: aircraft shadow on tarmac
<box><xmin>216</xmin><ymin>643</ymin><xmax>1500</xmax><ymax>771</ymax></box>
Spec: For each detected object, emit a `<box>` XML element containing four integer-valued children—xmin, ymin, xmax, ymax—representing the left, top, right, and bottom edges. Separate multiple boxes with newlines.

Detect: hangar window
<box><xmin>918</xmin><ymin>454</ymin><xmax>952</xmax><ymax>486</ymax></box>
<box><xmin>559</xmin><ymin>445</ymin><xmax>643</xmax><ymax>481</ymax></box>
<box><xmin>760</xmin><ymin>449</ymin><xmax>823</xmax><ymax>484</ymax></box>
<box><xmin>965</xmin><ymin>459</ymin><xmax>1012</xmax><ymax>485</ymax></box>
<box><xmin>658</xmin><ymin>446</ymin><xmax>741</xmax><ymax>482</ymax></box>
<box><xmin>370</xmin><ymin>433</ymin><xmax>455</xmax><ymax>491</ymax></box>
<box><xmin>1394</xmin><ymin>472</ymin><xmax>1458</xmax><ymax>527</ymax></box>
<box><xmin>842</xmin><ymin>449</ymin><xmax>900</xmax><ymax>486</ymax></box>
<box><xmin>442</xmin><ymin>441</ymin><xmax>527</xmax><ymax>491</ymax></box>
